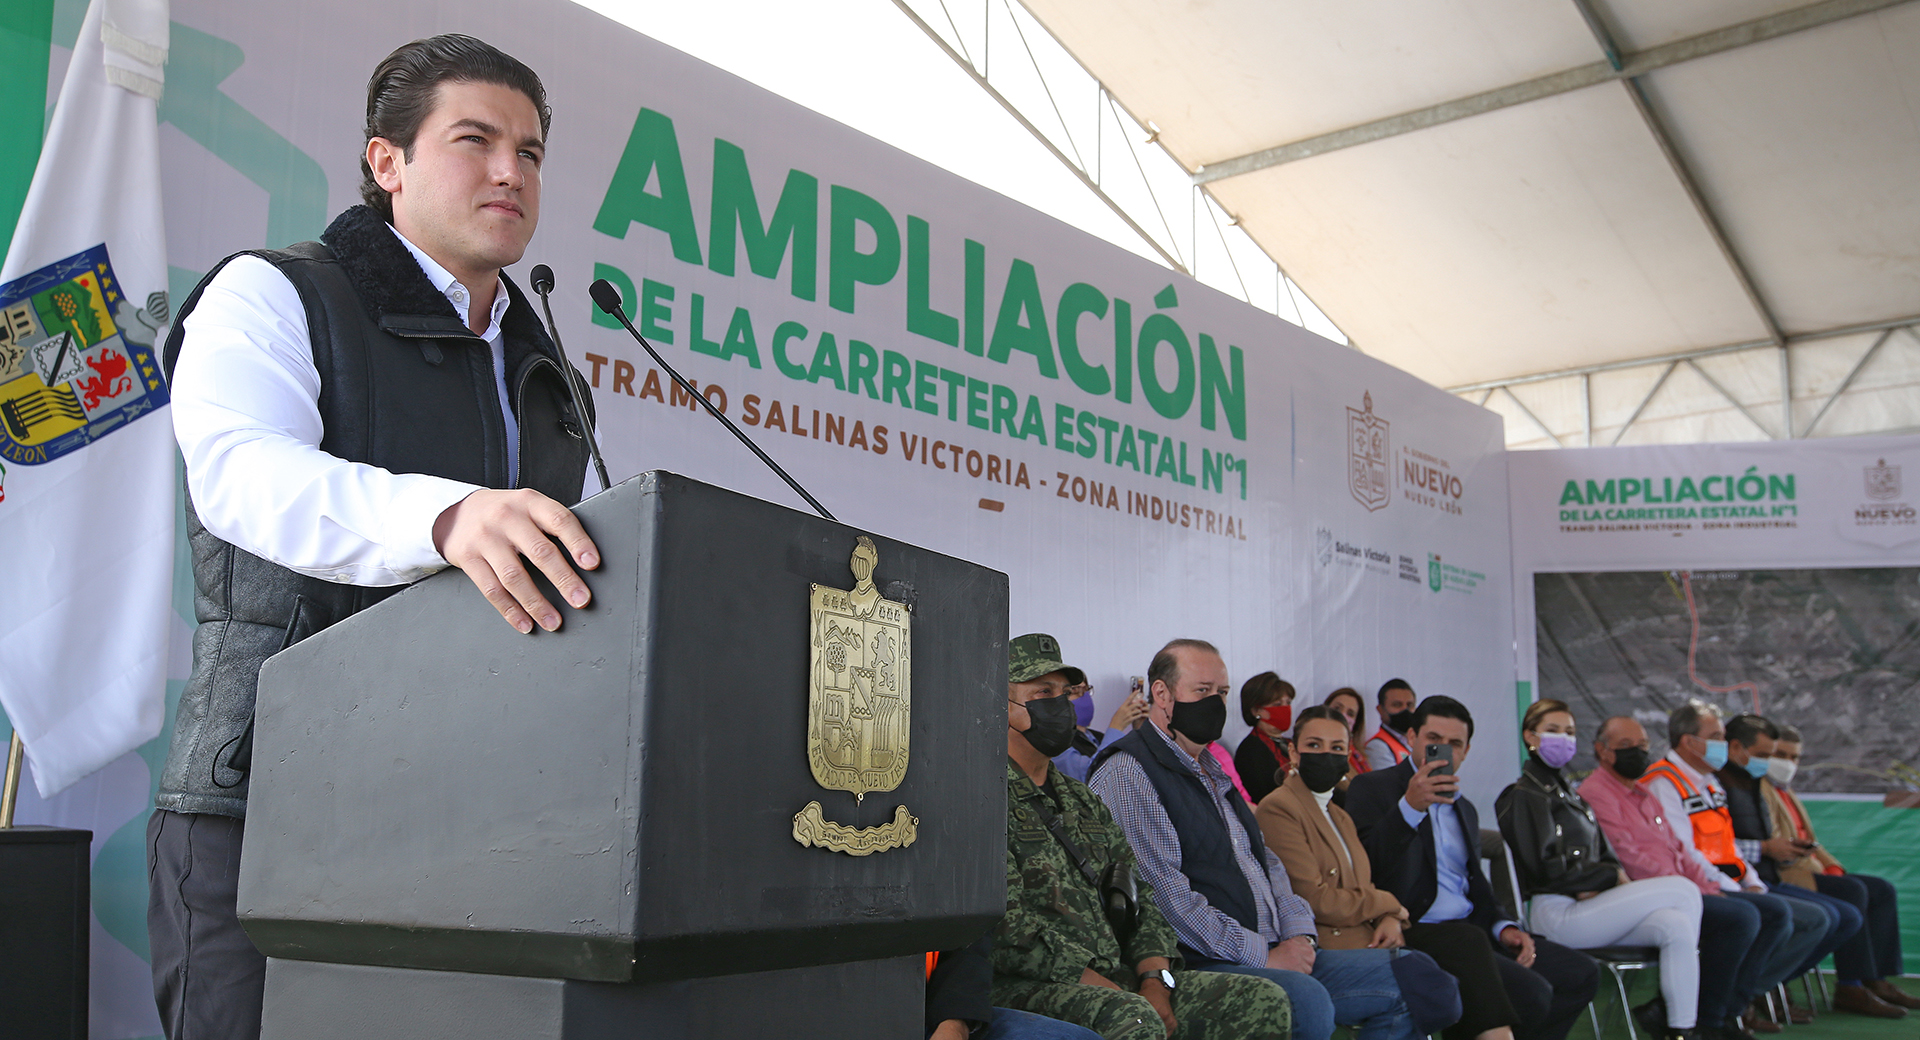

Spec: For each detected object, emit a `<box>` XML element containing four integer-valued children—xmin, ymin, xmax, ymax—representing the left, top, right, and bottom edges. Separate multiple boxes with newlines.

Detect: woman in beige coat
<box><xmin>1255</xmin><ymin>705</ymin><xmax>1409</xmax><ymax>950</ymax></box>
<box><xmin>1259</xmin><ymin>706</ymin><xmax>1502</xmax><ymax>1040</ymax></box>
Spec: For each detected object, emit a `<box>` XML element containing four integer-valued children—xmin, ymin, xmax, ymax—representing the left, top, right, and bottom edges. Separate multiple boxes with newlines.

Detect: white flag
<box><xmin>0</xmin><ymin>0</ymin><xmax>173</xmax><ymax>797</ymax></box>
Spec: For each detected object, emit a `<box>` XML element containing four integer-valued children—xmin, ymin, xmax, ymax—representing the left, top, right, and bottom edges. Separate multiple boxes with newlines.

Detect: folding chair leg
<box><xmin>1814</xmin><ymin>969</ymin><xmax>1831</xmax><ymax>1011</ymax></box>
<box><xmin>1589</xmin><ymin>1000</ymin><xmax>1605</xmax><ymax>1040</ymax></box>
<box><xmin>1613</xmin><ymin>966</ymin><xmax>1639</xmax><ymax>1040</ymax></box>
<box><xmin>1799</xmin><ymin>974</ymin><xmax>1816</xmax><ymax>1015</ymax></box>
<box><xmin>1775</xmin><ymin>984</ymin><xmax>1791</xmax><ymax>1026</ymax></box>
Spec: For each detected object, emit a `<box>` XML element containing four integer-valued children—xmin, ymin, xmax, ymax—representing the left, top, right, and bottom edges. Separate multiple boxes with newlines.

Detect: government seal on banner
<box><xmin>1865</xmin><ymin>458</ymin><xmax>1900</xmax><ymax>502</ymax></box>
<box><xmin>1348</xmin><ymin>391</ymin><xmax>1390</xmax><ymax>512</ymax></box>
<box><xmin>795</xmin><ymin>536</ymin><xmax>918</xmax><ymax>855</ymax></box>
<box><xmin>0</xmin><ymin>245</ymin><xmax>168</xmax><ymax>469</ymax></box>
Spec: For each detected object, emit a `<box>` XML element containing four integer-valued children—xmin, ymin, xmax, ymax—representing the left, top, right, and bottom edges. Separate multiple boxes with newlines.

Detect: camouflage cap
<box><xmin>1009</xmin><ymin>632</ymin><xmax>1071</xmax><ymax>684</ymax></box>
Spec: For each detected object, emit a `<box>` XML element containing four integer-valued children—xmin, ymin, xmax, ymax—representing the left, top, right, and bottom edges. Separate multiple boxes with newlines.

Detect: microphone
<box><xmin>588</xmin><ymin>278</ymin><xmax>835</xmax><ymax>521</ymax></box>
<box><xmin>528</xmin><ymin>264</ymin><xmax>612</xmax><ymax>493</ymax></box>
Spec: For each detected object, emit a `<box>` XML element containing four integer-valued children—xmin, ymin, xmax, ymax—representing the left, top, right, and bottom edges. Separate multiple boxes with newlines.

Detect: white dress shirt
<box><xmin>1643</xmin><ymin>752</ymin><xmax>1751</xmax><ymax>893</ymax></box>
<box><xmin>1397</xmin><ymin>793</ymin><xmax>1520</xmax><ymax>939</ymax></box>
<box><xmin>170</xmin><ymin>227</ymin><xmax>520</xmax><ymax>587</ymax></box>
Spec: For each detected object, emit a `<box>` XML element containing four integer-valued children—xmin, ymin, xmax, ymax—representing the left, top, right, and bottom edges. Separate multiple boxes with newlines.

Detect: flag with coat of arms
<box><xmin>0</xmin><ymin>0</ymin><xmax>174</xmax><ymax>796</ymax></box>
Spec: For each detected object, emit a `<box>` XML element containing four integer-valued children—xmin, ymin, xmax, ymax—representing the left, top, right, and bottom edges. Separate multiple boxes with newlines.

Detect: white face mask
<box><xmin>1767</xmin><ymin>757</ymin><xmax>1798</xmax><ymax>788</ymax></box>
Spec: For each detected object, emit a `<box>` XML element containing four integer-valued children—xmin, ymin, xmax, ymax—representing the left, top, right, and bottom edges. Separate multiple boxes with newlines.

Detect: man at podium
<box><xmin>148</xmin><ymin>35</ymin><xmax>598</xmax><ymax>1040</ymax></box>
<box><xmin>996</xmin><ymin>633</ymin><xmax>1293</xmax><ymax>1039</ymax></box>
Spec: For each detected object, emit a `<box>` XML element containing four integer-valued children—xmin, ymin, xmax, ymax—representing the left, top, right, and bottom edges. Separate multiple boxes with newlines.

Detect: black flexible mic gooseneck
<box><xmin>588</xmin><ymin>278</ymin><xmax>835</xmax><ymax>521</ymax></box>
<box><xmin>529</xmin><ymin>264</ymin><xmax>612</xmax><ymax>493</ymax></box>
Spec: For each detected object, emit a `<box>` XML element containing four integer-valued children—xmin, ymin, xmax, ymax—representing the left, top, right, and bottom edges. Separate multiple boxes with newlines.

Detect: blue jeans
<box><xmin>1193</xmin><ymin>947</ymin><xmax>1418</xmax><ymax>1040</ymax></box>
<box><xmin>978</xmin><ymin>1006</ymin><xmax>1103</xmax><ymax>1040</ymax></box>
<box><xmin>1769</xmin><ymin>881</ymin><xmax>1862</xmax><ymax>980</ymax></box>
<box><xmin>1698</xmin><ymin>892</ymin><xmax>1764</xmax><ymax>1027</ymax></box>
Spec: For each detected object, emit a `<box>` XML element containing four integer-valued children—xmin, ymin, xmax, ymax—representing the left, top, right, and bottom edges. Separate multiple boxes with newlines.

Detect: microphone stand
<box><xmin>588</xmin><ymin>278</ymin><xmax>835</xmax><ymax>522</ymax></box>
<box><xmin>529</xmin><ymin>264</ymin><xmax>611</xmax><ymax>493</ymax></box>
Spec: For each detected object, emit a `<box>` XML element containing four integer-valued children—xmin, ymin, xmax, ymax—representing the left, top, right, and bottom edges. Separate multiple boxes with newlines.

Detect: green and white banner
<box><xmin>6</xmin><ymin>0</ymin><xmax>1511</xmax><ymax>1032</ymax></box>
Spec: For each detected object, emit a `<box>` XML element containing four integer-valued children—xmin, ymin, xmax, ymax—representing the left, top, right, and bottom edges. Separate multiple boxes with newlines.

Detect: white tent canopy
<box><xmin>1007</xmin><ymin>0</ymin><xmax>1920</xmax><ymax>446</ymax></box>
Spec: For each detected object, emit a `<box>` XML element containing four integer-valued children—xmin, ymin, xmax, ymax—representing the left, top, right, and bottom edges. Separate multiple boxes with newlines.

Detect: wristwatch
<box><xmin>1148</xmin><ymin>968</ymin><xmax>1176</xmax><ymax>991</ymax></box>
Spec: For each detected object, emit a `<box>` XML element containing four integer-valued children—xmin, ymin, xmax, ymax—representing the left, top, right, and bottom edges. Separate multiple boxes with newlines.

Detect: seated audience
<box><xmin>928</xmin><ymin>935</ymin><xmax>1102</xmax><ymax>1040</ymax></box>
<box><xmin>1322</xmin><ymin>688</ymin><xmax>1369</xmax><ymax>777</ymax></box>
<box><xmin>1718</xmin><ymin>715</ymin><xmax>1856</xmax><ymax>1021</ymax></box>
<box><xmin>1254</xmin><ymin>707</ymin><xmax>1462</xmax><ymax>1035</ymax></box>
<box><xmin>1361</xmin><ymin>680</ymin><xmax>1417</xmax><ymax>772</ymax></box>
<box><xmin>1345</xmin><ymin>695</ymin><xmax>1600</xmax><ymax>1040</ymax></box>
<box><xmin>1089</xmin><ymin>640</ymin><xmax>1437</xmax><ymax>1040</ymax></box>
<box><xmin>997</xmin><ymin>633</ymin><xmax>1292</xmax><ymax>1040</ymax></box>
<box><xmin>1640</xmin><ymin>701</ymin><xmax>1826</xmax><ymax>1035</ymax></box>
<box><xmin>1765</xmin><ymin>725</ymin><xmax>1916</xmax><ymax>1016</ymax></box>
<box><xmin>1054</xmin><ymin>665</ymin><xmax>1148</xmax><ymax>782</ymax></box>
<box><xmin>1496</xmin><ymin>701</ymin><xmax>1703</xmax><ymax>1040</ymax></box>
<box><xmin>1235</xmin><ymin>673</ymin><xmax>1296</xmax><ymax>804</ymax></box>
<box><xmin>1579</xmin><ymin>715</ymin><xmax>1775</xmax><ymax>1040</ymax></box>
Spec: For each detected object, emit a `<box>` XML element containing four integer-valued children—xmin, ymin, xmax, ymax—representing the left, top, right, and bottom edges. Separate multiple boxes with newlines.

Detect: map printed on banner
<box><xmin>0</xmin><ymin>244</ymin><xmax>169</xmax><ymax>469</ymax></box>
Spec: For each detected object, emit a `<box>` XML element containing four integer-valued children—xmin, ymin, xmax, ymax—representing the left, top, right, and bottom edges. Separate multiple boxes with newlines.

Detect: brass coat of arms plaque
<box><xmin>793</xmin><ymin>536</ymin><xmax>918</xmax><ymax>855</ymax></box>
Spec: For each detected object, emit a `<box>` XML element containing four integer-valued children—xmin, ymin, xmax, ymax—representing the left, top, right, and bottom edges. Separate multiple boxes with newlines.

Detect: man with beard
<box><xmin>996</xmin><ymin>633</ymin><xmax>1291</xmax><ymax>1040</ymax></box>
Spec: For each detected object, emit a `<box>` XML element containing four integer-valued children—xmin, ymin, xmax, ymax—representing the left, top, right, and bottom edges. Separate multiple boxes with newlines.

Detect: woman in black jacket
<box><xmin>1495</xmin><ymin>700</ymin><xmax>1705</xmax><ymax>1040</ymax></box>
<box><xmin>1233</xmin><ymin>672</ymin><xmax>1294</xmax><ymax>804</ymax></box>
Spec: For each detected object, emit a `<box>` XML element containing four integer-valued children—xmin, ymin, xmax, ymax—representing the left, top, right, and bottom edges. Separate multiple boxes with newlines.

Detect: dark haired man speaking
<box><xmin>1345</xmin><ymin>697</ymin><xmax>1598</xmax><ymax>1040</ymax></box>
<box><xmin>149</xmin><ymin>36</ymin><xmax>596</xmax><ymax>1039</ymax></box>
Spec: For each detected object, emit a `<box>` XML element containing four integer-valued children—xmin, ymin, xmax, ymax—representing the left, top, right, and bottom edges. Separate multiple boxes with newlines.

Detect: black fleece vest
<box><xmin>1091</xmin><ymin>725</ymin><xmax>1265</xmax><ymax>947</ymax></box>
<box><xmin>155</xmin><ymin>206</ymin><xmax>592</xmax><ymax>818</ymax></box>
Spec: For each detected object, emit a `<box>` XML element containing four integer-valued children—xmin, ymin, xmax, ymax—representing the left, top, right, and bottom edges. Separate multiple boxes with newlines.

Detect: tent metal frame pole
<box><xmin>1683</xmin><ymin>358</ymin><xmax>1775</xmax><ymax>438</ymax></box>
<box><xmin>1611</xmin><ymin>361</ymin><xmax>1677</xmax><ymax>445</ymax></box>
<box><xmin>1802</xmin><ymin>328</ymin><xmax>1895</xmax><ymax>437</ymax></box>
<box><xmin>1582</xmin><ymin>374</ymin><xmax>1593</xmax><ymax>446</ymax></box>
<box><xmin>1193</xmin><ymin>0</ymin><xmax>1915</xmax><ymax>183</ymax></box>
<box><xmin>1445</xmin><ymin>314</ymin><xmax>1920</xmax><ymax>392</ymax></box>
<box><xmin>892</xmin><ymin>0</ymin><xmax>1355</xmax><ymax>343</ymax></box>
<box><xmin>1502</xmin><ymin>386</ymin><xmax>1564</xmax><ymax>446</ymax></box>
<box><xmin>1572</xmin><ymin>0</ymin><xmax>1789</xmax><ymax>353</ymax></box>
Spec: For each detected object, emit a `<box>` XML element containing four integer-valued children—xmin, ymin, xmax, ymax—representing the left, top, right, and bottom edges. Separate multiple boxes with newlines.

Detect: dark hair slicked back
<box><xmin>1376</xmin><ymin>678</ymin><xmax>1413</xmax><ymax>707</ymax></box>
<box><xmin>361</xmin><ymin>35</ymin><xmax>551</xmax><ymax>223</ymax></box>
<box><xmin>1726</xmin><ymin>713</ymin><xmax>1778</xmax><ymax>746</ymax></box>
<box><xmin>1292</xmin><ymin>704</ymin><xmax>1350</xmax><ymax>743</ymax></box>
<box><xmin>1409</xmin><ymin>695</ymin><xmax>1475</xmax><ymax>741</ymax></box>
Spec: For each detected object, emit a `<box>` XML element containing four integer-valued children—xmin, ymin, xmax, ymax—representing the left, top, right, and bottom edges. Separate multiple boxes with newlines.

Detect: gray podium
<box><xmin>239</xmin><ymin>472</ymin><xmax>1009</xmax><ymax>1039</ymax></box>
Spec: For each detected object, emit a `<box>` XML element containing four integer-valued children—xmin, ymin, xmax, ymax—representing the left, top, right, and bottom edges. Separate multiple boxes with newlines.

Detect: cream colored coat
<box><xmin>1255</xmin><ymin>771</ymin><xmax>1409</xmax><ymax>949</ymax></box>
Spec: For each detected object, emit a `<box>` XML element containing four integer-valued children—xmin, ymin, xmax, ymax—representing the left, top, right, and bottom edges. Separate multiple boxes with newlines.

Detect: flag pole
<box><xmin>0</xmin><ymin>731</ymin><xmax>23</xmax><ymax>827</ymax></box>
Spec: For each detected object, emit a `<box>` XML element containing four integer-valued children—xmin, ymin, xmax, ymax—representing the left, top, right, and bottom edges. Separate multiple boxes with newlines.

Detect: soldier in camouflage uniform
<box><xmin>995</xmin><ymin>633</ymin><xmax>1292</xmax><ymax>1040</ymax></box>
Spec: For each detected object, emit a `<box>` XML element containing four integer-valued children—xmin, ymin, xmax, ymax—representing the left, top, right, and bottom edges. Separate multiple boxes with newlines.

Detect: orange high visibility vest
<box><xmin>1369</xmin><ymin>727</ymin><xmax>1411</xmax><ymax>764</ymax></box>
<box><xmin>1640</xmin><ymin>759</ymin><xmax>1745</xmax><ymax>880</ymax></box>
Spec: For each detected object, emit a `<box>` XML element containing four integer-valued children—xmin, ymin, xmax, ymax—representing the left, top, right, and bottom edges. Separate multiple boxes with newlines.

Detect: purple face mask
<box><xmin>1073</xmin><ymin>694</ymin><xmax>1096</xmax><ymax>728</ymax></box>
<box><xmin>1535</xmin><ymin>732</ymin><xmax>1578</xmax><ymax>769</ymax></box>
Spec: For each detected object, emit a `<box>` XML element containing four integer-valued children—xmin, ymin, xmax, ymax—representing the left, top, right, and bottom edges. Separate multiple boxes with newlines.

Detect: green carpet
<box><xmin>1581</xmin><ymin>971</ymin><xmax>1918</xmax><ymax>1040</ymax></box>
<box><xmin>1797</xmin><ymin>798</ymin><xmax>1920</xmax><ymax>978</ymax></box>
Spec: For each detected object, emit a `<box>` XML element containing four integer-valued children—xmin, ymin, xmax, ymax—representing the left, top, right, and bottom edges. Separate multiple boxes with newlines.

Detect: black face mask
<box><xmin>1168</xmin><ymin>695</ymin><xmax>1227</xmax><ymax>745</ymax></box>
<box><xmin>1295</xmin><ymin>752</ymin><xmax>1348</xmax><ymax>794</ymax></box>
<box><xmin>1017</xmin><ymin>694</ymin><xmax>1078</xmax><ymax>758</ymax></box>
<box><xmin>1609</xmin><ymin>746</ymin><xmax>1651</xmax><ymax>781</ymax></box>
<box><xmin>1386</xmin><ymin>710</ymin><xmax>1417</xmax><ymax>734</ymax></box>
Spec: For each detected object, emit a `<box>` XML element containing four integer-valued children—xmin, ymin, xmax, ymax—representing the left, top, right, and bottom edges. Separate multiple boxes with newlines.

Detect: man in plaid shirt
<box><xmin>1089</xmin><ymin>639</ymin><xmax>1427</xmax><ymax>1040</ymax></box>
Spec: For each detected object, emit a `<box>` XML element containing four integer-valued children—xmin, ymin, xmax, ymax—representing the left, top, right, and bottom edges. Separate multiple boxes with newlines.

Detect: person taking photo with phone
<box><xmin>1344</xmin><ymin>696</ymin><xmax>1599</xmax><ymax>1040</ymax></box>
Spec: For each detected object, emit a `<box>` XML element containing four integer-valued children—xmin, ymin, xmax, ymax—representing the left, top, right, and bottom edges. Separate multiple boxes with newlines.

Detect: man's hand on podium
<box><xmin>433</xmin><ymin>488</ymin><xmax>601</xmax><ymax>633</ymax></box>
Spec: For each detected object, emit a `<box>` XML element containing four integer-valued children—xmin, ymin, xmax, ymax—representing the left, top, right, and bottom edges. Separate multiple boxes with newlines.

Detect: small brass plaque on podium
<box><xmin>796</xmin><ymin>537</ymin><xmax>918</xmax><ymax>855</ymax></box>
